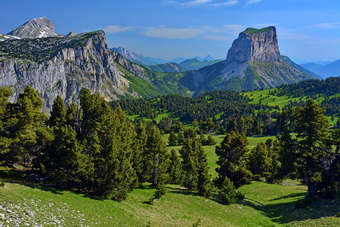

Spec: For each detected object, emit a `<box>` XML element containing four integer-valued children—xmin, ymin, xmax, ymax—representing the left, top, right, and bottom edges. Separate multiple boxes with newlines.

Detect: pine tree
<box><xmin>49</xmin><ymin>95</ymin><xmax>67</xmax><ymax>128</ymax></box>
<box><xmin>41</xmin><ymin>125</ymin><xmax>86</xmax><ymax>186</ymax></box>
<box><xmin>180</xmin><ymin>138</ymin><xmax>212</xmax><ymax>196</ymax></box>
<box><xmin>0</xmin><ymin>87</ymin><xmax>13</xmax><ymax>162</ymax></box>
<box><xmin>79</xmin><ymin>88</ymin><xmax>137</xmax><ymax>200</ymax></box>
<box><xmin>144</xmin><ymin>125</ymin><xmax>170</xmax><ymax>186</ymax></box>
<box><xmin>295</xmin><ymin>100</ymin><xmax>331</xmax><ymax>199</ymax></box>
<box><xmin>134</xmin><ymin>120</ymin><xmax>148</xmax><ymax>185</ymax></box>
<box><xmin>248</xmin><ymin>139</ymin><xmax>281</xmax><ymax>182</ymax></box>
<box><xmin>66</xmin><ymin>102</ymin><xmax>79</xmax><ymax>128</ymax></box>
<box><xmin>167</xmin><ymin>149</ymin><xmax>182</xmax><ymax>185</ymax></box>
<box><xmin>180</xmin><ymin>138</ymin><xmax>199</xmax><ymax>191</ymax></box>
<box><xmin>196</xmin><ymin>140</ymin><xmax>212</xmax><ymax>197</ymax></box>
<box><xmin>215</xmin><ymin>131</ymin><xmax>252</xmax><ymax>188</ymax></box>
<box><xmin>276</xmin><ymin>109</ymin><xmax>298</xmax><ymax>179</ymax></box>
<box><xmin>9</xmin><ymin>86</ymin><xmax>53</xmax><ymax>165</ymax></box>
<box><xmin>218</xmin><ymin>177</ymin><xmax>237</xmax><ymax>205</ymax></box>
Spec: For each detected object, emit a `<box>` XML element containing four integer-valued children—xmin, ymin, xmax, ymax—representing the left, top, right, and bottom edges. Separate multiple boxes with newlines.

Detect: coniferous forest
<box><xmin>0</xmin><ymin>82</ymin><xmax>339</xmax><ymax>206</ymax></box>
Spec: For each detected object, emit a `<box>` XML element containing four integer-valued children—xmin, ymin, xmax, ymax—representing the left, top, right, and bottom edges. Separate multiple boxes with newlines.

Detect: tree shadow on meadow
<box><xmin>240</xmin><ymin>191</ymin><xmax>340</xmax><ymax>225</ymax></box>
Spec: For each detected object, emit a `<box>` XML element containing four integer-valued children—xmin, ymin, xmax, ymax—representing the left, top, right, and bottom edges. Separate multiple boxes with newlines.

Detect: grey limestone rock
<box><xmin>0</xmin><ymin>30</ymin><xmax>145</xmax><ymax>111</ymax></box>
<box><xmin>226</xmin><ymin>26</ymin><xmax>280</xmax><ymax>63</ymax></box>
<box><xmin>8</xmin><ymin>17</ymin><xmax>59</xmax><ymax>39</ymax></box>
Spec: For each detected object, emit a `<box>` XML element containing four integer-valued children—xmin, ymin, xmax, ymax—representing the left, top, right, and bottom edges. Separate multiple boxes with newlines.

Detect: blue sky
<box><xmin>1</xmin><ymin>0</ymin><xmax>340</xmax><ymax>63</ymax></box>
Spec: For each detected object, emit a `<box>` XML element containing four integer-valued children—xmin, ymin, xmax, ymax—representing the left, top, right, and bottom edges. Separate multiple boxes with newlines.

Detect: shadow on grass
<box><xmin>0</xmin><ymin>169</ymin><xmax>65</xmax><ymax>195</ymax></box>
<box><xmin>242</xmin><ymin>191</ymin><xmax>340</xmax><ymax>225</ymax></box>
<box><xmin>269</xmin><ymin>192</ymin><xmax>305</xmax><ymax>201</ymax></box>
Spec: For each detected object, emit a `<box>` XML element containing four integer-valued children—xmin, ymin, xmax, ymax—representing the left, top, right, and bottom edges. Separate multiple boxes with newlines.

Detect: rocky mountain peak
<box><xmin>65</xmin><ymin>31</ymin><xmax>77</xmax><ymax>37</ymax></box>
<box><xmin>7</xmin><ymin>16</ymin><xmax>58</xmax><ymax>39</ymax></box>
<box><xmin>226</xmin><ymin>26</ymin><xmax>280</xmax><ymax>63</ymax></box>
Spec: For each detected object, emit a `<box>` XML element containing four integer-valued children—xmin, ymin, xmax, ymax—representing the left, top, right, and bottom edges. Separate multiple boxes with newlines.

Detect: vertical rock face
<box><xmin>226</xmin><ymin>26</ymin><xmax>280</xmax><ymax>63</ymax></box>
<box><xmin>0</xmin><ymin>30</ymin><xmax>143</xmax><ymax>111</ymax></box>
<box><xmin>7</xmin><ymin>17</ymin><xmax>58</xmax><ymax>39</ymax></box>
<box><xmin>182</xmin><ymin>26</ymin><xmax>312</xmax><ymax>93</ymax></box>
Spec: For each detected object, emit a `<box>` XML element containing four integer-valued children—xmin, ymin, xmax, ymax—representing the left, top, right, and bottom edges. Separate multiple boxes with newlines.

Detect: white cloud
<box><xmin>182</xmin><ymin>0</ymin><xmax>212</xmax><ymax>7</ymax></box>
<box><xmin>209</xmin><ymin>0</ymin><xmax>238</xmax><ymax>7</ymax></box>
<box><xmin>167</xmin><ymin>0</ymin><xmax>238</xmax><ymax>7</ymax></box>
<box><xmin>143</xmin><ymin>27</ymin><xmax>206</xmax><ymax>39</ymax></box>
<box><xmin>103</xmin><ymin>25</ymin><xmax>133</xmax><ymax>34</ymax></box>
<box><xmin>311</xmin><ymin>22</ymin><xmax>340</xmax><ymax>29</ymax></box>
<box><xmin>245</xmin><ymin>0</ymin><xmax>262</xmax><ymax>6</ymax></box>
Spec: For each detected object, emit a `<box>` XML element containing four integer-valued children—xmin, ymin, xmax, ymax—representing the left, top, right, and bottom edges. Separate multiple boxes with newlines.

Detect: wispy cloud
<box><xmin>103</xmin><ymin>25</ymin><xmax>133</xmax><ymax>34</ymax></box>
<box><xmin>182</xmin><ymin>0</ymin><xmax>212</xmax><ymax>7</ymax></box>
<box><xmin>245</xmin><ymin>0</ymin><xmax>262</xmax><ymax>6</ymax></box>
<box><xmin>166</xmin><ymin>0</ymin><xmax>238</xmax><ymax>7</ymax></box>
<box><xmin>210</xmin><ymin>1</ymin><xmax>238</xmax><ymax>7</ymax></box>
<box><xmin>311</xmin><ymin>22</ymin><xmax>340</xmax><ymax>29</ymax></box>
<box><xmin>143</xmin><ymin>26</ymin><xmax>206</xmax><ymax>39</ymax></box>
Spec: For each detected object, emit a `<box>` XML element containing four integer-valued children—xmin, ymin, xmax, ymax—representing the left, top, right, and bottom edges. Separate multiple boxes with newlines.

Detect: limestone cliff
<box><xmin>226</xmin><ymin>27</ymin><xmax>280</xmax><ymax>63</ymax></box>
<box><xmin>0</xmin><ymin>30</ymin><xmax>146</xmax><ymax>111</ymax></box>
<box><xmin>180</xmin><ymin>26</ymin><xmax>314</xmax><ymax>93</ymax></box>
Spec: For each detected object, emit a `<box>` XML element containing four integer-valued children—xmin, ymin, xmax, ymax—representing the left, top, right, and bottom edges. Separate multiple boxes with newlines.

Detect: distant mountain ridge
<box><xmin>301</xmin><ymin>60</ymin><xmax>340</xmax><ymax>78</ymax></box>
<box><xmin>281</xmin><ymin>55</ymin><xmax>322</xmax><ymax>79</ymax></box>
<box><xmin>112</xmin><ymin>47</ymin><xmax>168</xmax><ymax>65</ymax></box>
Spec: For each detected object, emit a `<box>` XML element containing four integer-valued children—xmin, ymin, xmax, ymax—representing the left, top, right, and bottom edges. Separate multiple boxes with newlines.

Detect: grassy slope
<box><xmin>1</xmin><ymin>134</ymin><xmax>339</xmax><ymax>226</ymax></box>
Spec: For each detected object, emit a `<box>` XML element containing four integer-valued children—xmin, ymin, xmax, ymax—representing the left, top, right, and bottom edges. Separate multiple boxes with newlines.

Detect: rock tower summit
<box><xmin>226</xmin><ymin>26</ymin><xmax>281</xmax><ymax>63</ymax></box>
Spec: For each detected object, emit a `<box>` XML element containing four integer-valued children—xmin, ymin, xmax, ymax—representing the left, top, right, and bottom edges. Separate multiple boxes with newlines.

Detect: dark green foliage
<box><xmin>0</xmin><ymin>87</ymin><xmax>13</xmax><ymax>161</ymax></box>
<box><xmin>274</xmin><ymin>77</ymin><xmax>340</xmax><ymax>98</ymax></box>
<box><xmin>49</xmin><ymin>95</ymin><xmax>67</xmax><ymax>128</ymax></box>
<box><xmin>218</xmin><ymin>177</ymin><xmax>237</xmax><ymax>205</ymax></box>
<box><xmin>215</xmin><ymin>131</ymin><xmax>252</xmax><ymax>188</ymax></box>
<box><xmin>4</xmin><ymin>86</ymin><xmax>53</xmax><ymax>165</ymax></box>
<box><xmin>144</xmin><ymin>125</ymin><xmax>170</xmax><ymax>186</ymax></box>
<box><xmin>248</xmin><ymin>139</ymin><xmax>281</xmax><ymax>182</ymax></box>
<box><xmin>180</xmin><ymin>138</ymin><xmax>212</xmax><ymax>196</ymax></box>
<box><xmin>153</xmin><ymin>184</ymin><xmax>166</xmax><ymax>200</ymax></box>
<box><xmin>168</xmin><ymin>132</ymin><xmax>178</xmax><ymax>146</ymax></box>
<box><xmin>40</xmin><ymin>125</ymin><xmax>87</xmax><ymax>186</ymax></box>
<box><xmin>167</xmin><ymin>149</ymin><xmax>183</xmax><ymax>185</ymax></box>
<box><xmin>202</xmin><ymin>134</ymin><xmax>217</xmax><ymax>145</ymax></box>
<box><xmin>115</xmin><ymin>90</ymin><xmax>253</xmax><ymax>122</ymax></box>
<box><xmin>134</xmin><ymin>121</ymin><xmax>148</xmax><ymax>185</ymax></box>
<box><xmin>196</xmin><ymin>138</ymin><xmax>212</xmax><ymax>197</ymax></box>
<box><xmin>78</xmin><ymin>88</ymin><xmax>138</xmax><ymax>200</ymax></box>
<box><xmin>295</xmin><ymin>100</ymin><xmax>331</xmax><ymax>199</ymax></box>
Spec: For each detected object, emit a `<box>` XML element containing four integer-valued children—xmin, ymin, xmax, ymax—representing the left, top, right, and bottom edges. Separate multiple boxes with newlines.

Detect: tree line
<box><xmin>0</xmin><ymin>86</ymin><xmax>339</xmax><ymax>205</ymax></box>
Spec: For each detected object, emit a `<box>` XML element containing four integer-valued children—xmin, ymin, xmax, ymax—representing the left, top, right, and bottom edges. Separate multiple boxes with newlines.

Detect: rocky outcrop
<box><xmin>180</xmin><ymin>26</ymin><xmax>312</xmax><ymax>93</ymax></box>
<box><xmin>226</xmin><ymin>26</ymin><xmax>280</xmax><ymax>63</ymax></box>
<box><xmin>7</xmin><ymin>17</ymin><xmax>60</xmax><ymax>39</ymax></box>
<box><xmin>0</xmin><ymin>30</ymin><xmax>145</xmax><ymax>111</ymax></box>
<box><xmin>65</xmin><ymin>32</ymin><xmax>77</xmax><ymax>37</ymax></box>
